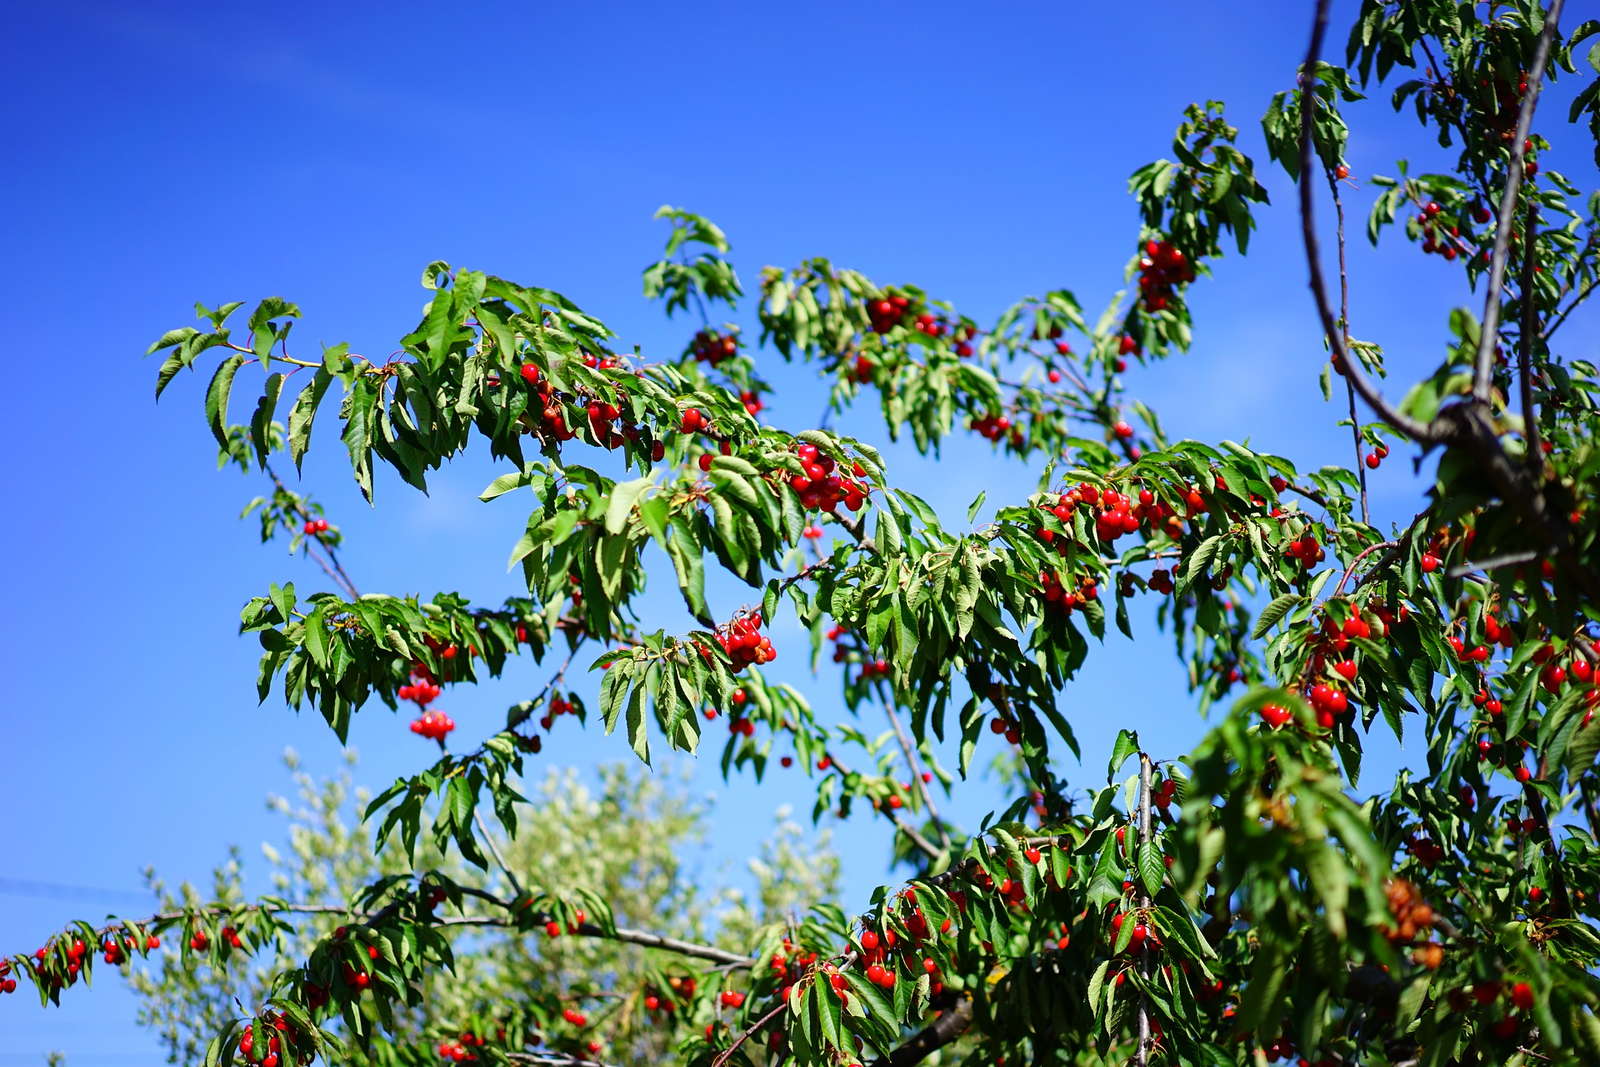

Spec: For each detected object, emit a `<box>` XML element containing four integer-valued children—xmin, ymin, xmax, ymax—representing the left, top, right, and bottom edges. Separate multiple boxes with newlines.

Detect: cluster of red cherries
<box><xmin>867</xmin><ymin>293</ymin><xmax>915</xmax><ymax>334</ymax></box>
<box><xmin>864</xmin><ymin>291</ymin><xmax>977</xmax><ymax>355</ymax></box>
<box><xmin>1136</xmin><ymin>238</ymin><xmax>1196</xmax><ymax>313</ymax></box>
<box><xmin>301</xmin><ymin>517</ymin><xmax>331</xmax><ymax>536</ymax></box>
<box><xmin>238</xmin><ymin>1013</ymin><xmax>302</xmax><ymax>1067</ymax></box>
<box><xmin>518</xmin><ymin>363</ymin><xmax>575</xmax><ymax>443</ymax></box>
<box><xmin>969</xmin><ymin>413</ymin><xmax>1017</xmax><ymax>444</ymax></box>
<box><xmin>713</xmin><ymin>612</ymin><xmax>774</xmax><ymax>672</ymax></box>
<box><xmin>822</xmin><ymin>626</ymin><xmax>889</xmax><ymax>682</ymax></box>
<box><xmin>788</xmin><ymin>442</ymin><xmax>870</xmax><ymax>513</ymax></box>
<box><xmin>403</xmin><ymin>658</ymin><xmax>455</xmax><ymax>740</ymax></box>
<box><xmin>641</xmin><ymin>974</ymin><xmax>697</xmax><ymax>1015</ymax></box>
<box><xmin>435</xmin><ymin>1031</ymin><xmax>488</xmax><ymax>1062</ymax></box>
<box><xmin>407</xmin><ymin>710</ymin><xmax>456</xmax><ymax>741</ymax></box>
<box><xmin>1038</xmin><ymin>569</ymin><xmax>1099</xmax><ymax>615</ymax></box>
<box><xmin>691</xmin><ymin>330</ymin><xmax>739</xmax><ymax>367</ymax></box>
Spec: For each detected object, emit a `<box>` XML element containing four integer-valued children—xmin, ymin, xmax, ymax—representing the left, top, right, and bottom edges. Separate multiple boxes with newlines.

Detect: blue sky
<box><xmin>6</xmin><ymin>1</ymin><xmax>1598</xmax><ymax>1062</ymax></box>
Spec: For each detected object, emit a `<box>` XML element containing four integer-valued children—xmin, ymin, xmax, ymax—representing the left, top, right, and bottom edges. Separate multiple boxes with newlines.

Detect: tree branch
<box><xmin>867</xmin><ymin>994</ymin><xmax>974</xmax><ymax>1067</ymax></box>
<box><xmin>18</xmin><ymin>894</ymin><xmax>756</xmax><ymax>973</ymax></box>
<box><xmin>508</xmin><ymin>1052</ymin><xmax>619</xmax><ymax>1067</ymax></box>
<box><xmin>1518</xmin><ymin>198</ymin><xmax>1544</xmax><ymax>475</ymax></box>
<box><xmin>1298</xmin><ymin>0</ymin><xmax>1442</xmax><ymax>444</ymax></box>
<box><xmin>1471</xmin><ymin>0</ymin><xmax>1565</xmax><ymax>401</ymax></box>
<box><xmin>711</xmin><ymin>999</ymin><xmax>786</xmax><ymax>1067</ymax></box>
<box><xmin>1135</xmin><ymin>753</ymin><xmax>1153</xmax><ymax>1067</ymax></box>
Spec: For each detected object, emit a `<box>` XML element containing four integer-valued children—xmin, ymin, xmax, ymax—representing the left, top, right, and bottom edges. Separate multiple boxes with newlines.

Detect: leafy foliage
<box><xmin>14</xmin><ymin>3</ymin><xmax>1600</xmax><ymax>1065</ymax></box>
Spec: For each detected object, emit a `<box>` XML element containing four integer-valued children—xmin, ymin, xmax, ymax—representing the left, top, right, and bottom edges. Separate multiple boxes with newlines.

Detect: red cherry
<box><xmin>1260</xmin><ymin>704</ymin><xmax>1292</xmax><ymax>728</ymax></box>
<box><xmin>545</xmin><ymin>921</ymin><xmax>561</xmax><ymax>938</ymax></box>
<box><xmin>1511</xmin><ymin>982</ymin><xmax>1534</xmax><ymax>1010</ymax></box>
<box><xmin>1420</xmin><ymin>554</ymin><xmax>1440</xmax><ymax>573</ymax></box>
<box><xmin>1335</xmin><ymin>163</ymin><xmax>1350</xmax><ymax>179</ymax></box>
<box><xmin>519</xmin><ymin>363</ymin><xmax>541</xmax><ymax>385</ymax></box>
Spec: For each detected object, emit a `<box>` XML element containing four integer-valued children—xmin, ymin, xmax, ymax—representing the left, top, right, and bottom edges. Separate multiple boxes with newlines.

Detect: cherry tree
<box><xmin>11</xmin><ymin>1</ymin><xmax>1600</xmax><ymax>1064</ymax></box>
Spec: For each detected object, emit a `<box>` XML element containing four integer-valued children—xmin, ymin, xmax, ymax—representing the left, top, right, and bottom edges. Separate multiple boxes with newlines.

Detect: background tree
<box><xmin>130</xmin><ymin>753</ymin><xmax>839</xmax><ymax>1066</ymax></box>
<box><xmin>9</xmin><ymin>1</ymin><xmax>1600</xmax><ymax>1065</ymax></box>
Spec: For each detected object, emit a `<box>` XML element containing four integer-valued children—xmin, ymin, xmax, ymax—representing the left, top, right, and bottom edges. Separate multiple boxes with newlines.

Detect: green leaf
<box><xmin>1108</xmin><ymin>729</ymin><xmax>1140</xmax><ymax>782</ymax></box>
<box><xmin>249</xmin><ymin>372</ymin><xmax>285</xmax><ymax>467</ymax></box>
<box><xmin>625</xmin><ymin>670</ymin><xmax>650</xmax><ymax>764</ymax></box>
<box><xmin>287</xmin><ymin>368</ymin><xmax>334</xmax><ymax>472</ymax></box>
<box><xmin>666</xmin><ymin>514</ymin><xmax>711</xmax><ymax>624</ymax></box>
<box><xmin>605</xmin><ymin>474</ymin><xmax>656</xmax><ymax>535</ymax></box>
<box><xmin>480</xmin><ymin>467</ymin><xmax>532</xmax><ymax>502</ymax></box>
<box><xmin>204</xmin><ymin>354</ymin><xmax>246</xmax><ymax>447</ymax></box>
<box><xmin>1252</xmin><ymin>593</ymin><xmax>1306</xmax><ymax>639</ymax></box>
<box><xmin>1137</xmin><ymin>838</ymin><xmax>1164</xmax><ymax>898</ymax></box>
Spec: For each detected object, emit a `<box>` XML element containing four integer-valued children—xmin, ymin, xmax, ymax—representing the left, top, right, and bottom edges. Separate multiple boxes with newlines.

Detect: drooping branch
<box><xmin>16</xmin><ymin>894</ymin><xmax>756</xmax><ymax>973</ymax></box>
<box><xmin>262</xmin><ymin>459</ymin><xmax>361</xmax><ymax>600</ymax></box>
<box><xmin>874</xmin><ymin>679</ymin><xmax>954</xmax><ymax>856</ymax></box>
<box><xmin>1471</xmin><ymin>0</ymin><xmax>1566</xmax><ymax>401</ymax></box>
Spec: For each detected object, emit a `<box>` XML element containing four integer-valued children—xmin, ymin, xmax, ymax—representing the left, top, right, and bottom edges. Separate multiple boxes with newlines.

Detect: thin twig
<box><xmin>1298</xmin><ymin>0</ymin><xmax>1442</xmax><ymax>444</ymax></box>
<box><xmin>1326</xmin><ymin>169</ymin><xmax>1370</xmax><ymax>524</ymax></box>
<box><xmin>1446</xmin><ymin>548</ymin><xmax>1540</xmax><ymax>578</ymax></box>
<box><xmin>874</xmin><ymin>680</ymin><xmax>954</xmax><ymax>856</ymax></box>
<box><xmin>1472</xmin><ymin>0</ymin><xmax>1565</xmax><ymax>401</ymax></box>
<box><xmin>1333</xmin><ymin>540</ymin><xmax>1398</xmax><ymax>599</ymax></box>
<box><xmin>819</xmin><ymin>748</ymin><xmax>944</xmax><ymax>863</ymax></box>
<box><xmin>262</xmin><ymin>459</ymin><xmax>361</xmax><ymax>599</ymax></box>
<box><xmin>1543</xmin><ymin>274</ymin><xmax>1599</xmax><ymax>341</ymax></box>
<box><xmin>474</xmin><ymin>811</ymin><xmax>526</xmax><ymax>900</ymax></box>
<box><xmin>711</xmin><ymin>999</ymin><xmax>787</xmax><ymax>1067</ymax></box>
